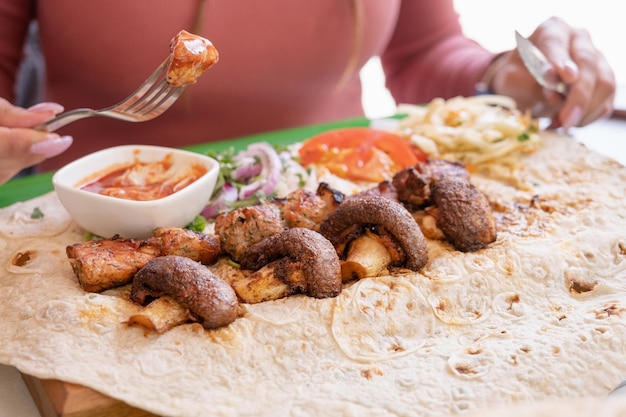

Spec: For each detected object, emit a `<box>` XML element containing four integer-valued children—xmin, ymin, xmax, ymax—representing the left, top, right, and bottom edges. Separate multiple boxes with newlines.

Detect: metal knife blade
<box><xmin>515</xmin><ymin>30</ymin><xmax>568</xmax><ymax>95</ymax></box>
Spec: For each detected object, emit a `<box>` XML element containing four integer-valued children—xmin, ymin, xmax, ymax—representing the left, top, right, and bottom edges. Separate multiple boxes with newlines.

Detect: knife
<box><xmin>515</xmin><ymin>30</ymin><xmax>568</xmax><ymax>95</ymax></box>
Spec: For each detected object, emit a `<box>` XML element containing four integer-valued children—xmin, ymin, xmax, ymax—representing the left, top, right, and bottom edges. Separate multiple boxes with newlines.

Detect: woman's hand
<box><xmin>0</xmin><ymin>98</ymin><xmax>72</xmax><ymax>185</ymax></box>
<box><xmin>489</xmin><ymin>17</ymin><xmax>615</xmax><ymax>130</ymax></box>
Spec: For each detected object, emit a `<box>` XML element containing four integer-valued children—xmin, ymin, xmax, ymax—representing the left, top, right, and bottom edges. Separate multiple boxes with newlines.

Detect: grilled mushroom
<box><xmin>238</xmin><ymin>227</ymin><xmax>342</xmax><ymax>299</ymax></box>
<box><xmin>319</xmin><ymin>194</ymin><xmax>428</xmax><ymax>275</ymax></box>
<box><xmin>130</xmin><ymin>255</ymin><xmax>239</xmax><ymax>329</ymax></box>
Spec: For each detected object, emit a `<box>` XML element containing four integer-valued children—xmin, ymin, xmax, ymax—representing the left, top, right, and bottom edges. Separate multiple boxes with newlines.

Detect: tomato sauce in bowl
<box><xmin>80</xmin><ymin>152</ymin><xmax>208</xmax><ymax>201</ymax></box>
<box><xmin>53</xmin><ymin>145</ymin><xmax>220</xmax><ymax>238</ymax></box>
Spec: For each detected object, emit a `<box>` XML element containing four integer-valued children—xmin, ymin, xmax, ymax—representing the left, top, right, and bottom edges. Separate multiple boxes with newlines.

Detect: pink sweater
<box><xmin>0</xmin><ymin>0</ymin><xmax>495</xmax><ymax>170</ymax></box>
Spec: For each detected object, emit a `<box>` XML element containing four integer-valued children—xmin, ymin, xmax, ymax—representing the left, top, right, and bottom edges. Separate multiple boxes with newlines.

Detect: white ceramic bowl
<box><xmin>53</xmin><ymin>145</ymin><xmax>219</xmax><ymax>238</ymax></box>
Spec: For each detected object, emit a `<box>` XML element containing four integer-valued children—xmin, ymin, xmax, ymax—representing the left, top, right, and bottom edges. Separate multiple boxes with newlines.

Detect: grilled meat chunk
<box><xmin>67</xmin><ymin>237</ymin><xmax>158</xmax><ymax>292</ymax></box>
<box><xmin>214</xmin><ymin>204</ymin><xmax>286</xmax><ymax>261</ymax></box>
<box><xmin>67</xmin><ymin>227</ymin><xmax>221</xmax><ymax>292</ymax></box>
<box><xmin>273</xmin><ymin>183</ymin><xmax>344</xmax><ymax>231</ymax></box>
<box><xmin>429</xmin><ymin>177</ymin><xmax>497</xmax><ymax>252</ymax></box>
<box><xmin>216</xmin><ymin>183</ymin><xmax>345</xmax><ymax>261</ymax></box>
<box><xmin>145</xmin><ymin>227</ymin><xmax>220</xmax><ymax>264</ymax></box>
<box><xmin>390</xmin><ymin>158</ymin><xmax>497</xmax><ymax>252</ymax></box>
<box><xmin>392</xmin><ymin>158</ymin><xmax>469</xmax><ymax>209</ymax></box>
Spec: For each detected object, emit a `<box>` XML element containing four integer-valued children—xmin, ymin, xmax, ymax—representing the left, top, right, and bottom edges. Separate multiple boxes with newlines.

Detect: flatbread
<box><xmin>1</xmin><ymin>131</ymin><xmax>626</xmax><ymax>416</ymax></box>
<box><xmin>0</xmin><ymin>192</ymin><xmax>71</xmax><ymax>238</ymax></box>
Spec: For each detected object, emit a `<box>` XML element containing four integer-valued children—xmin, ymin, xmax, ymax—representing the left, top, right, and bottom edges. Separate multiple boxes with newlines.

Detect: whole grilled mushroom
<box><xmin>238</xmin><ymin>227</ymin><xmax>342</xmax><ymax>298</ymax></box>
<box><xmin>319</xmin><ymin>194</ymin><xmax>428</xmax><ymax>271</ymax></box>
<box><xmin>130</xmin><ymin>255</ymin><xmax>239</xmax><ymax>329</ymax></box>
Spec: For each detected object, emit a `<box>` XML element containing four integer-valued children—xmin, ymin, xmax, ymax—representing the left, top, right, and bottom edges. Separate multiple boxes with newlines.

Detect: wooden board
<box><xmin>21</xmin><ymin>374</ymin><xmax>158</xmax><ymax>417</ymax></box>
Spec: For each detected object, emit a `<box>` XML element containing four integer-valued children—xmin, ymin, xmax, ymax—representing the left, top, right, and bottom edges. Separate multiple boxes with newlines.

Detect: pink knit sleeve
<box><xmin>0</xmin><ymin>0</ymin><xmax>34</xmax><ymax>101</ymax></box>
<box><xmin>381</xmin><ymin>0</ymin><xmax>497</xmax><ymax>104</ymax></box>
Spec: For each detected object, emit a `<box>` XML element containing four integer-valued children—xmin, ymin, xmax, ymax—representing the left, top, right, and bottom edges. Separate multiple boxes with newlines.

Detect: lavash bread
<box><xmin>0</xmin><ymin>130</ymin><xmax>625</xmax><ymax>416</ymax></box>
<box><xmin>446</xmin><ymin>395</ymin><xmax>626</xmax><ymax>417</ymax></box>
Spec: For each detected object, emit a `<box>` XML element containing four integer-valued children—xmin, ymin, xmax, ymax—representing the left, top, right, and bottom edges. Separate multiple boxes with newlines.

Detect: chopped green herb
<box><xmin>30</xmin><ymin>207</ymin><xmax>44</xmax><ymax>219</ymax></box>
<box><xmin>186</xmin><ymin>215</ymin><xmax>207</xmax><ymax>232</ymax></box>
<box><xmin>517</xmin><ymin>132</ymin><xmax>530</xmax><ymax>142</ymax></box>
<box><xmin>296</xmin><ymin>172</ymin><xmax>306</xmax><ymax>188</ymax></box>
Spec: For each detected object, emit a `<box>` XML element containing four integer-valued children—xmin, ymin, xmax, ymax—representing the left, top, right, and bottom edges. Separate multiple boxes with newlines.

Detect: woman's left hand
<box><xmin>489</xmin><ymin>16</ymin><xmax>615</xmax><ymax>130</ymax></box>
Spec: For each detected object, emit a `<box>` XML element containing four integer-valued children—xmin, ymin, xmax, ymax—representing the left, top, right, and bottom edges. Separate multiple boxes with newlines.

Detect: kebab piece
<box><xmin>166</xmin><ymin>30</ymin><xmax>219</xmax><ymax>87</ymax></box>
<box><xmin>215</xmin><ymin>182</ymin><xmax>344</xmax><ymax>261</ymax></box>
<box><xmin>391</xmin><ymin>159</ymin><xmax>497</xmax><ymax>252</ymax></box>
<box><xmin>67</xmin><ymin>227</ymin><xmax>220</xmax><ymax>292</ymax></box>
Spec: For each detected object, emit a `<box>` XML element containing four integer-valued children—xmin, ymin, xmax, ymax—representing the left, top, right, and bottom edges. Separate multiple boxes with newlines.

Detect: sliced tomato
<box><xmin>298</xmin><ymin>127</ymin><xmax>427</xmax><ymax>182</ymax></box>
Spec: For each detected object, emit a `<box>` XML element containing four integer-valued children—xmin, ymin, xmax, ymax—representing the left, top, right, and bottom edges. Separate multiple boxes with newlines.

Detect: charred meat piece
<box><xmin>430</xmin><ymin>177</ymin><xmax>497</xmax><ymax>252</ymax></box>
<box><xmin>390</xmin><ymin>158</ymin><xmax>497</xmax><ymax>252</ymax></box>
<box><xmin>216</xmin><ymin>183</ymin><xmax>345</xmax><ymax>261</ymax></box>
<box><xmin>391</xmin><ymin>166</ymin><xmax>431</xmax><ymax>209</ymax></box>
<box><xmin>272</xmin><ymin>183</ymin><xmax>345</xmax><ymax>231</ymax></box>
<box><xmin>392</xmin><ymin>158</ymin><xmax>469</xmax><ymax>209</ymax></box>
<box><xmin>67</xmin><ymin>237</ymin><xmax>158</xmax><ymax>292</ymax></box>
<box><xmin>417</xmin><ymin>158</ymin><xmax>469</xmax><ymax>182</ymax></box>
<box><xmin>214</xmin><ymin>204</ymin><xmax>286</xmax><ymax>261</ymax></box>
<box><xmin>145</xmin><ymin>227</ymin><xmax>220</xmax><ymax>264</ymax></box>
<box><xmin>355</xmin><ymin>179</ymin><xmax>399</xmax><ymax>203</ymax></box>
<box><xmin>273</xmin><ymin>188</ymin><xmax>332</xmax><ymax>231</ymax></box>
<box><xmin>315</xmin><ymin>182</ymin><xmax>346</xmax><ymax>208</ymax></box>
<box><xmin>67</xmin><ymin>228</ymin><xmax>221</xmax><ymax>292</ymax></box>
<box><xmin>320</xmin><ymin>194</ymin><xmax>428</xmax><ymax>272</ymax></box>
<box><xmin>130</xmin><ymin>255</ymin><xmax>238</xmax><ymax>329</ymax></box>
<box><xmin>238</xmin><ymin>228</ymin><xmax>342</xmax><ymax>299</ymax></box>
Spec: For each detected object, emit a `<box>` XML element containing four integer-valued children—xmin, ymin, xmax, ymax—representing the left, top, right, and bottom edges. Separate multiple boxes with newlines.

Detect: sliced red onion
<box><xmin>231</xmin><ymin>156</ymin><xmax>261</xmax><ymax>181</ymax></box>
<box><xmin>237</xmin><ymin>142</ymin><xmax>282</xmax><ymax>200</ymax></box>
<box><xmin>201</xmin><ymin>183</ymin><xmax>238</xmax><ymax>218</ymax></box>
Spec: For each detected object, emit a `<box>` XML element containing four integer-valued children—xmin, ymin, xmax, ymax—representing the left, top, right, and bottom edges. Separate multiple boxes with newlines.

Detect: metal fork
<box><xmin>36</xmin><ymin>56</ymin><xmax>186</xmax><ymax>132</ymax></box>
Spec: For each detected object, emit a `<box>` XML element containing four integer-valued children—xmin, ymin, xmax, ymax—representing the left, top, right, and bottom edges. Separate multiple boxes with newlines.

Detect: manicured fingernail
<box><xmin>29</xmin><ymin>135</ymin><xmax>73</xmax><ymax>158</ymax></box>
<box><xmin>27</xmin><ymin>102</ymin><xmax>65</xmax><ymax>114</ymax></box>
<box><xmin>562</xmin><ymin>59</ymin><xmax>579</xmax><ymax>77</ymax></box>
<box><xmin>562</xmin><ymin>105</ymin><xmax>583</xmax><ymax>130</ymax></box>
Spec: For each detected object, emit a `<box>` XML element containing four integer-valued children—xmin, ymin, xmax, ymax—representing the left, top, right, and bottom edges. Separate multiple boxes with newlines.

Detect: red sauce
<box><xmin>80</xmin><ymin>153</ymin><xmax>208</xmax><ymax>201</ymax></box>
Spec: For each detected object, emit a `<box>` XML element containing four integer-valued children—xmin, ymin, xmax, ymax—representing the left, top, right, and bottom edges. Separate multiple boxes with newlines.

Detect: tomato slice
<box><xmin>299</xmin><ymin>127</ymin><xmax>427</xmax><ymax>182</ymax></box>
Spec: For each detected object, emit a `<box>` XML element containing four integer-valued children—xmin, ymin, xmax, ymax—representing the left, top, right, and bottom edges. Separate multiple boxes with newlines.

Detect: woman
<box><xmin>0</xmin><ymin>0</ymin><xmax>616</xmax><ymax>184</ymax></box>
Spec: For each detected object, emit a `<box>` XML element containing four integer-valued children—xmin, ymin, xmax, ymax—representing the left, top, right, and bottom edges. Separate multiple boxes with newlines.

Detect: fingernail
<box><xmin>562</xmin><ymin>59</ymin><xmax>579</xmax><ymax>77</ymax></box>
<box><xmin>562</xmin><ymin>105</ymin><xmax>583</xmax><ymax>130</ymax></box>
<box><xmin>27</xmin><ymin>102</ymin><xmax>65</xmax><ymax>114</ymax></box>
<box><xmin>30</xmin><ymin>135</ymin><xmax>73</xmax><ymax>158</ymax></box>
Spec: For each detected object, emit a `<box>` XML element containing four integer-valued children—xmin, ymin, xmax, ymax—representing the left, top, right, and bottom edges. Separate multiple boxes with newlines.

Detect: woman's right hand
<box><xmin>489</xmin><ymin>17</ymin><xmax>615</xmax><ymax>130</ymax></box>
<box><xmin>0</xmin><ymin>98</ymin><xmax>73</xmax><ymax>185</ymax></box>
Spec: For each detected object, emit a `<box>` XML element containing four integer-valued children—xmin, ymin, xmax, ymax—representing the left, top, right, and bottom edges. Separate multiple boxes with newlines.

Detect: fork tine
<box><xmin>132</xmin><ymin>84</ymin><xmax>181</xmax><ymax>116</ymax></box>
<box><xmin>108</xmin><ymin>58</ymin><xmax>170</xmax><ymax>110</ymax></box>
<box><xmin>123</xmin><ymin>78</ymin><xmax>169</xmax><ymax>112</ymax></box>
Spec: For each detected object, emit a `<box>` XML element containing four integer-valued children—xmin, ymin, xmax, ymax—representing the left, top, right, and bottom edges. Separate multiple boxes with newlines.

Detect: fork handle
<box><xmin>34</xmin><ymin>108</ymin><xmax>97</xmax><ymax>132</ymax></box>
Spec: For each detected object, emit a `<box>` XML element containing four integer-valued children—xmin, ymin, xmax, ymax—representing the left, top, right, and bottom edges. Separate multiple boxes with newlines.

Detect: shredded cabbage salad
<box><xmin>396</xmin><ymin>96</ymin><xmax>542</xmax><ymax>167</ymax></box>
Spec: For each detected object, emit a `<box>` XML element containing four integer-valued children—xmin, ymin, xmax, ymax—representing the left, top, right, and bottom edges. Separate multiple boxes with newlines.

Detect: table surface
<box><xmin>1</xmin><ymin>116</ymin><xmax>625</xmax><ymax>417</ymax></box>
